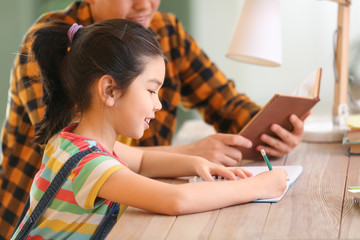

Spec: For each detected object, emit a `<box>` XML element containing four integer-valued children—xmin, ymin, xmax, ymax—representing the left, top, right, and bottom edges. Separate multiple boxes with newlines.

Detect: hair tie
<box><xmin>68</xmin><ymin>23</ymin><xmax>83</xmax><ymax>43</ymax></box>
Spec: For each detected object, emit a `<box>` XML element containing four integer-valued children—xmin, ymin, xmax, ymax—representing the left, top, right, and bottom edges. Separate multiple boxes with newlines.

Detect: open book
<box><xmin>239</xmin><ymin>68</ymin><xmax>322</xmax><ymax>160</ymax></box>
<box><xmin>189</xmin><ymin>165</ymin><xmax>302</xmax><ymax>203</ymax></box>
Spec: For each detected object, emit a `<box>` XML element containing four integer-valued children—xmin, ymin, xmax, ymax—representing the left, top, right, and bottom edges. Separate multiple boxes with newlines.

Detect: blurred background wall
<box><xmin>1</xmin><ymin>0</ymin><xmax>360</xmax><ymax>132</ymax></box>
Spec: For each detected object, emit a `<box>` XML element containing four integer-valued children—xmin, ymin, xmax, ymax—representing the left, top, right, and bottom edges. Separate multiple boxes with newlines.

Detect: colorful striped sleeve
<box><xmin>71</xmin><ymin>153</ymin><xmax>126</xmax><ymax>209</ymax></box>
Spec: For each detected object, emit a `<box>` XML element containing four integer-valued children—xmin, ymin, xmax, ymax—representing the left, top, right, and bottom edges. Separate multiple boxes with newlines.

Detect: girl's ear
<box><xmin>97</xmin><ymin>75</ymin><xmax>118</xmax><ymax>107</ymax></box>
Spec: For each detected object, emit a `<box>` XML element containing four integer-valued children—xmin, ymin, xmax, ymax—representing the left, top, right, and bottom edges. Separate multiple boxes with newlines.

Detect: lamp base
<box><xmin>303</xmin><ymin>115</ymin><xmax>345</xmax><ymax>143</ymax></box>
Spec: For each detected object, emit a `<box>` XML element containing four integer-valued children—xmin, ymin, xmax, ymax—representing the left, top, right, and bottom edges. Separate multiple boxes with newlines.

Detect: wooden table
<box><xmin>106</xmin><ymin>141</ymin><xmax>360</xmax><ymax>239</ymax></box>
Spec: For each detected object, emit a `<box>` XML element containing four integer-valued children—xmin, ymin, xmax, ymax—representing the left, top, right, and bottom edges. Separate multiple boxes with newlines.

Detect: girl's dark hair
<box><xmin>31</xmin><ymin>19</ymin><xmax>165</xmax><ymax>144</ymax></box>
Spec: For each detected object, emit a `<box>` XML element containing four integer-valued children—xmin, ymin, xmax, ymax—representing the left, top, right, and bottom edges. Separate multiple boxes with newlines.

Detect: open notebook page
<box><xmin>189</xmin><ymin>165</ymin><xmax>302</xmax><ymax>203</ymax></box>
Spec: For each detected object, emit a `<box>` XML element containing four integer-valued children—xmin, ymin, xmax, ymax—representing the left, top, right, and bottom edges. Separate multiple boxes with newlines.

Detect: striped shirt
<box><xmin>11</xmin><ymin>123</ymin><xmax>127</xmax><ymax>239</ymax></box>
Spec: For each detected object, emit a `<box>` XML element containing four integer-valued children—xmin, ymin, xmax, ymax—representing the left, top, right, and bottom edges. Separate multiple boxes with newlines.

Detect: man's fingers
<box><xmin>212</xmin><ymin>133</ymin><xmax>252</xmax><ymax>149</ymax></box>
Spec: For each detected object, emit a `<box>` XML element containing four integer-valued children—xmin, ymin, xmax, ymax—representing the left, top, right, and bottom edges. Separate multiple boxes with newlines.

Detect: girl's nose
<box><xmin>154</xmin><ymin>95</ymin><xmax>162</xmax><ymax>112</ymax></box>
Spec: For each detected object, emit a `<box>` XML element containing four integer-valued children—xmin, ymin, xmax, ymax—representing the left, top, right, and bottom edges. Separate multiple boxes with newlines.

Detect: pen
<box><xmin>349</xmin><ymin>186</ymin><xmax>360</xmax><ymax>191</ymax></box>
<box><xmin>260</xmin><ymin>149</ymin><xmax>272</xmax><ymax>170</ymax></box>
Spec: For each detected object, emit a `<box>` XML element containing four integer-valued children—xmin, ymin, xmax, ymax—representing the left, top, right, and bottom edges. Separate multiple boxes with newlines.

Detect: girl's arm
<box><xmin>115</xmin><ymin>140</ymin><xmax>251</xmax><ymax>180</ymax></box>
<box><xmin>113</xmin><ymin>141</ymin><xmax>143</xmax><ymax>173</ymax></box>
<box><xmin>139</xmin><ymin>150</ymin><xmax>252</xmax><ymax>180</ymax></box>
<box><xmin>98</xmin><ymin>167</ymin><xmax>287</xmax><ymax>215</ymax></box>
<box><xmin>107</xmin><ymin>141</ymin><xmax>287</xmax><ymax>215</ymax></box>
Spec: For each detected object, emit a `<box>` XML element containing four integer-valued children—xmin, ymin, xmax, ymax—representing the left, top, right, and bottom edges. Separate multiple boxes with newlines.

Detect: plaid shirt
<box><xmin>0</xmin><ymin>1</ymin><xmax>260</xmax><ymax>239</ymax></box>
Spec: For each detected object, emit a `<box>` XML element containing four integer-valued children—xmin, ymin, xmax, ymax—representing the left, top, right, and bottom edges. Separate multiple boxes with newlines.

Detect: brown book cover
<box><xmin>346</xmin><ymin>129</ymin><xmax>360</xmax><ymax>142</ymax></box>
<box><xmin>238</xmin><ymin>68</ymin><xmax>322</xmax><ymax>160</ymax></box>
<box><xmin>349</xmin><ymin>143</ymin><xmax>360</xmax><ymax>154</ymax></box>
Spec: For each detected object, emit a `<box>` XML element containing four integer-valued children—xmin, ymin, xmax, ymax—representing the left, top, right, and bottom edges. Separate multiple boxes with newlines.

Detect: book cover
<box><xmin>345</xmin><ymin>129</ymin><xmax>360</xmax><ymax>142</ymax></box>
<box><xmin>343</xmin><ymin>117</ymin><xmax>360</xmax><ymax>154</ymax></box>
<box><xmin>343</xmin><ymin>137</ymin><xmax>360</xmax><ymax>155</ymax></box>
<box><xmin>344</xmin><ymin>115</ymin><xmax>360</xmax><ymax>142</ymax></box>
<box><xmin>238</xmin><ymin>68</ymin><xmax>322</xmax><ymax>160</ymax></box>
<box><xmin>345</xmin><ymin>114</ymin><xmax>360</xmax><ymax>130</ymax></box>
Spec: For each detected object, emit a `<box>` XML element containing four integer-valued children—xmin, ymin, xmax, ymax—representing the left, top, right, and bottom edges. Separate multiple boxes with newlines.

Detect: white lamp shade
<box><xmin>226</xmin><ymin>0</ymin><xmax>282</xmax><ymax>66</ymax></box>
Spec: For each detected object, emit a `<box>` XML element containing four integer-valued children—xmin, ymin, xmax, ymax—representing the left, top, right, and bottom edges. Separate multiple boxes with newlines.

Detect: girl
<box><xmin>11</xmin><ymin>19</ymin><xmax>287</xmax><ymax>239</ymax></box>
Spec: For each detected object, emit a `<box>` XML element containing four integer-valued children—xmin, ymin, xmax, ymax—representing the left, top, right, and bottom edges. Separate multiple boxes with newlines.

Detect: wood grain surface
<box><xmin>106</xmin><ymin>142</ymin><xmax>360</xmax><ymax>240</ymax></box>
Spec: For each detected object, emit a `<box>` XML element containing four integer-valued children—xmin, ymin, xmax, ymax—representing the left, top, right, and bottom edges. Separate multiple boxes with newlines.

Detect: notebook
<box><xmin>189</xmin><ymin>165</ymin><xmax>302</xmax><ymax>203</ymax></box>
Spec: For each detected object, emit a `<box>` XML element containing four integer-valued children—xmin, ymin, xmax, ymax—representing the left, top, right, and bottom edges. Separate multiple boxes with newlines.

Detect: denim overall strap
<box><xmin>14</xmin><ymin>146</ymin><xmax>100</xmax><ymax>240</ymax></box>
<box><xmin>90</xmin><ymin>201</ymin><xmax>120</xmax><ymax>240</ymax></box>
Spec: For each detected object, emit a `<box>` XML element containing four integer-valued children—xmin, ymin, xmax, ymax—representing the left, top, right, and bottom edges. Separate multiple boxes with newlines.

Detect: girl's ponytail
<box><xmin>31</xmin><ymin>22</ymin><xmax>77</xmax><ymax>144</ymax></box>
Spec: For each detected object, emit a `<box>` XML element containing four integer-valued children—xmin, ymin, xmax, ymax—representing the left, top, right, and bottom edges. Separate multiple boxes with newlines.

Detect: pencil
<box><xmin>260</xmin><ymin>149</ymin><xmax>273</xmax><ymax>170</ymax></box>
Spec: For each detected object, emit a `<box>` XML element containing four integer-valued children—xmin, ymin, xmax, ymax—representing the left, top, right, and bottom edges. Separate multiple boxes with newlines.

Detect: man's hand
<box><xmin>255</xmin><ymin>113</ymin><xmax>307</xmax><ymax>158</ymax></box>
<box><xmin>137</xmin><ymin>114</ymin><xmax>307</xmax><ymax>166</ymax></box>
<box><xmin>180</xmin><ymin>133</ymin><xmax>252</xmax><ymax>166</ymax></box>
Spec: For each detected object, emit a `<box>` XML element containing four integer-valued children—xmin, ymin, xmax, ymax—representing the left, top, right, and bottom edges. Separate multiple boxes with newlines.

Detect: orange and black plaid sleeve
<box><xmin>139</xmin><ymin>13</ymin><xmax>260</xmax><ymax>147</ymax></box>
<box><xmin>0</xmin><ymin>2</ymin><xmax>93</xmax><ymax>239</ymax></box>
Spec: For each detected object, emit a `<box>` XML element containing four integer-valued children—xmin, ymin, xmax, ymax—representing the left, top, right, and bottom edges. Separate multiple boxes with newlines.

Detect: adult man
<box><xmin>0</xmin><ymin>0</ymin><xmax>304</xmax><ymax>238</ymax></box>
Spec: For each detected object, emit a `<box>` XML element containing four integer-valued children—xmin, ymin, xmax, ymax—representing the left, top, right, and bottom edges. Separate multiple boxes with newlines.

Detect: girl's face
<box><xmin>113</xmin><ymin>56</ymin><xmax>165</xmax><ymax>139</ymax></box>
<box><xmin>85</xmin><ymin>0</ymin><xmax>161</xmax><ymax>27</ymax></box>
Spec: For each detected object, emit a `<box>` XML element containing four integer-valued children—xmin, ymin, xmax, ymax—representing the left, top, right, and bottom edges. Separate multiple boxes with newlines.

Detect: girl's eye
<box><xmin>148</xmin><ymin>90</ymin><xmax>156</xmax><ymax>94</ymax></box>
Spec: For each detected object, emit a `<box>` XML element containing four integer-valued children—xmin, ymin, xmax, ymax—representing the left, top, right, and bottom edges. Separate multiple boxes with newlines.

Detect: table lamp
<box><xmin>331</xmin><ymin>0</ymin><xmax>351</xmax><ymax>130</ymax></box>
<box><xmin>301</xmin><ymin>0</ymin><xmax>351</xmax><ymax>142</ymax></box>
<box><xmin>226</xmin><ymin>0</ymin><xmax>282</xmax><ymax>66</ymax></box>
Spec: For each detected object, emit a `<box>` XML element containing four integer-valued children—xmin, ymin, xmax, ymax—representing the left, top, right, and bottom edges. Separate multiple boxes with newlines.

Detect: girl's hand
<box><xmin>193</xmin><ymin>158</ymin><xmax>253</xmax><ymax>182</ymax></box>
<box><xmin>253</xmin><ymin>168</ymin><xmax>288</xmax><ymax>199</ymax></box>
